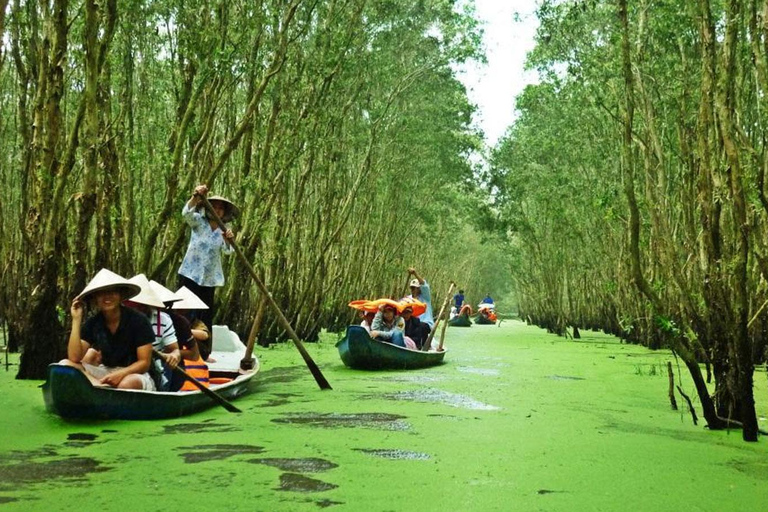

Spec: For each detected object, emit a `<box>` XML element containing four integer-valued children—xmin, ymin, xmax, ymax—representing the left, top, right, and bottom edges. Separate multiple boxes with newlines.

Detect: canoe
<box><xmin>42</xmin><ymin>326</ymin><xmax>258</xmax><ymax>420</ymax></box>
<box><xmin>448</xmin><ymin>314</ymin><xmax>472</xmax><ymax>327</ymax></box>
<box><xmin>335</xmin><ymin>325</ymin><xmax>446</xmax><ymax>370</ymax></box>
<box><xmin>475</xmin><ymin>314</ymin><xmax>496</xmax><ymax>325</ymax></box>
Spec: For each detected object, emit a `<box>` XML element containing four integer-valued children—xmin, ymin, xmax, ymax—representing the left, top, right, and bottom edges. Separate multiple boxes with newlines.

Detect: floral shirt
<box><xmin>178</xmin><ymin>203</ymin><xmax>234</xmax><ymax>287</ymax></box>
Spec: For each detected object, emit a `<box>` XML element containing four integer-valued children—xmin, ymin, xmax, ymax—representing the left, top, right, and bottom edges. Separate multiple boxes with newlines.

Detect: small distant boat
<box><xmin>474</xmin><ymin>314</ymin><xmax>496</xmax><ymax>325</ymax></box>
<box><xmin>42</xmin><ymin>326</ymin><xmax>257</xmax><ymax>420</ymax></box>
<box><xmin>336</xmin><ymin>325</ymin><xmax>446</xmax><ymax>370</ymax></box>
<box><xmin>448</xmin><ymin>314</ymin><xmax>472</xmax><ymax>327</ymax></box>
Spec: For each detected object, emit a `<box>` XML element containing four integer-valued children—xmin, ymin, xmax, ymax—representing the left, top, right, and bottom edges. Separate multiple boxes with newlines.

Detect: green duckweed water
<box><xmin>1</xmin><ymin>321</ymin><xmax>766</xmax><ymax>511</ymax></box>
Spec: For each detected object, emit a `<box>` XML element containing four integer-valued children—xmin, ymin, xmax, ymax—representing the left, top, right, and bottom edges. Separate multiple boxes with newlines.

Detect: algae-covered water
<box><xmin>1</xmin><ymin>321</ymin><xmax>766</xmax><ymax>511</ymax></box>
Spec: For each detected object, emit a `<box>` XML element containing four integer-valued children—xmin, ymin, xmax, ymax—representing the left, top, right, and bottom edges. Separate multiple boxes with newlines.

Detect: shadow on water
<box><xmin>379</xmin><ymin>389</ymin><xmax>500</xmax><ymax>411</ymax></box>
<box><xmin>259</xmin><ymin>366</ymin><xmax>305</xmax><ymax>385</ymax></box>
<box><xmin>0</xmin><ymin>455</ymin><xmax>110</xmax><ymax>492</ymax></box>
<box><xmin>162</xmin><ymin>422</ymin><xmax>241</xmax><ymax>434</ymax></box>
<box><xmin>547</xmin><ymin>375</ymin><xmax>586</xmax><ymax>381</ymax></box>
<box><xmin>272</xmin><ymin>412</ymin><xmax>410</xmax><ymax>431</ymax></box>
<box><xmin>276</xmin><ymin>473</ymin><xmax>338</xmax><ymax>493</ymax></box>
<box><xmin>64</xmin><ymin>432</ymin><xmax>100</xmax><ymax>448</ymax></box>
<box><xmin>316</xmin><ymin>498</ymin><xmax>345</xmax><ymax>508</ymax></box>
<box><xmin>457</xmin><ymin>367</ymin><xmax>500</xmax><ymax>376</ymax></box>
<box><xmin>248</xmin><ymin>458</ymin><xmax>338</xmax><ymax>472</ymax></box>
<box><xmin>354</xmin><ymin>448</ymin><xmax>430</xmax><ymax>460</ymax></box>
<box><xmin>176</xmin><ymin>444</ymin><xmax>265</xmax><ymax>464</ymax></box>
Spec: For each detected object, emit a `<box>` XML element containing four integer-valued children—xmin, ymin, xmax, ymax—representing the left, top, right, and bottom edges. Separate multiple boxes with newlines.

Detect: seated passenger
<box><xmin>481</xmin><ymin>294</ymin><xmax>494</xmax><ymax>305</ymax></box>
<box><xmin>61</xmin><ymin>269</ymin><xmax>155</xmax><ymax>390</ymax></box>
<box><xmin>370</xmin><ymin>301</ymin><xmax>406</xmax><ymax>348</ymax></box>
<box><xmin>360</xmin><ymin>310</ymin><xmax>376</xmax><ymax>332</ymax></box>
<box><xmin>400</xmin><ymin>303</ymin><xmax>430</xmax><ymax>350</ymax></box>
<box><xmin>173</xmin><ymin>286</ymin><xmax>212</xmax><ymax>361</ymax></box>
<box><xmin>125</xmin><ymin>274</ymin><xmax>181</xmax><ymax>391</ymax></box>
<box><xmin>149</xmin><ymin>280</ymin><xmax>208</xmax><ymax>391</ymax></box>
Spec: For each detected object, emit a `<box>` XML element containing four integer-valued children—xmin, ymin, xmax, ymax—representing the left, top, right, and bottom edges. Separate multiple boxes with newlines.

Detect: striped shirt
<box><xmin>149</xmin><ymin>310</ymin><xmax>177</xmax><ymax>349</ymax></box>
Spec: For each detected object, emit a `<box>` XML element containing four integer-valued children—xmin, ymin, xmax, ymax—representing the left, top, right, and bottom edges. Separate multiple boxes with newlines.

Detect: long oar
<box><xmin>422</xmin><ymin>281</ymin><xmax>455</xmax><ymax>351</ymax></box>
<box><xmin>197</xmin><ymin>193</ymin><xmax>332</xmax><ymax>390</ymax></box>
<box><xmin>153</xmin><ymin>350</ymin><xmax>242</xmax><ymax>413</ymax></box>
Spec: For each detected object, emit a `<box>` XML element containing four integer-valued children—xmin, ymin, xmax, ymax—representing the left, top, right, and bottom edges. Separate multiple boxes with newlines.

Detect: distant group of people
<box><xmin>61</xmin><ymin>184</ymin><xmax>236</xmax><ymax>391</ymax></box>
<box><xmin>449</xmin><ymin>290</ymin><xmax>495</xmax><ymax>320</ymax></box>
<box><xmin>359</xmin><ymin>268</ymin><xmax>436</xmax><ymax>350</ymax></box>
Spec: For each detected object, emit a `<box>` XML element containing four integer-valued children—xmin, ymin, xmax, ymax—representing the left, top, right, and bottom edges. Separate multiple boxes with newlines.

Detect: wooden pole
<box><xmin>437</xmin><ymin>303</ymin><xmax>450</xmax><ymax>352</ymax></box>
<box><xmin>153</xmin><ymin>350</ymin><xmax>242</xmax><ymax>413</ymax></box>
<box><xmin>422</xmin><ymin>281</ymin><xmax>455</xmax><ymax>351</ymax></box>
<box><xmin>197</xmin><ymin>193</ymin><xmax>332</xmax><ymax>390</ymax></box>
<box><xmin>241</xmin><ymin>295</ymin><xmax>267</xmax><ymax>371</ymax></box>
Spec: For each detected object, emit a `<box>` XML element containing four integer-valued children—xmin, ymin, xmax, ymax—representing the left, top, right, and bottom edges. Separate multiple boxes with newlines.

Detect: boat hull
<box><xmin>42</xmin><ymin>364</ymin><xmax>256</xmax><ymax>420</ymax></box>
<box><xmin>448</xmin><ymin>314</ymin><xmax>472</xmax><ymax>327</ymax></box>
<box><xmin>336</xmin><ymin>325</ymin><xmax>446</xmax><ymax>370</ymax></box>
<box><xmin>474</xmin><ymin>315</ymin><xmax>496</xmax><ymax>325</ymax></box>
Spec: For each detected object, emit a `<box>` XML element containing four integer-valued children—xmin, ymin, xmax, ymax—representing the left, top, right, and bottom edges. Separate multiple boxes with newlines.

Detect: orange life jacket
<box><xmin>179</xmin><ymin>357</ymin><xmax>210</xmax><ymax>391</ymax></box>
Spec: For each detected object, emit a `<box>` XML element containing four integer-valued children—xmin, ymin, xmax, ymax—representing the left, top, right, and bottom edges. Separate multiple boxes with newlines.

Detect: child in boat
<box><xmin>359</xmin><ymin>310</ymin><xmax>376</xmax><ymax>332</ymax></box>
<box><xmin>124</xmin><ymin>274</ymin><xmax>181</xmax><ymax>391</ymax></box>
<box><xmin>61</xmin><ymin>269</ymin><xmax>156</xmax><ymax>390</ymax></box>
<box><xmin>173</xmin><ymin>286</ymin><xmax>212</xmax><ymax>360</ymax></box>
<box><xmin>370</xmin><ymin>301</ymin><xmax>407</xmax><ymax>348</ymax></box>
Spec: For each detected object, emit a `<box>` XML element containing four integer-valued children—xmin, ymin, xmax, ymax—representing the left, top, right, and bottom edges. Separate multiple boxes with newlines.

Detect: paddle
<box><xmin>196</xmin><ymin>193</ymin><xmax>332</xmax><ymax>390</ymax></box>
<box><xmin>152</xmin><ymin>350</ymin><xmax>242</xmax><ymax>413</ymax></box>
<box><xmin>422</xmin><ymin>281</ymin><xmax>455</xmax><ymax>352</ymax></box>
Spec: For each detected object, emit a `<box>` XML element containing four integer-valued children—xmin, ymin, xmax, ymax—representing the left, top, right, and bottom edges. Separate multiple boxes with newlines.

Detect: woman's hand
<box><xmin>100</xmin><ymin>370</ymin><xmax>126</xmax><ymax>387</ymax></box>
<box><xmin>370</xmin><ymin>330</ymin><xmax>380</xmax><ymax>338</ymax></box>
<box><xmin>194</xmin><ymin>184</ymin><xmax>208</xmax><ymax>197</ymax></box>
<box><xmin>71</xmin><ymin>298</ymin><xmax>84</xmax><ymax>322</ymax></box>
<box><xmin>224</xmin><ymin>229</ymin><xmax>234</xmax><ymax>241</ymax></box>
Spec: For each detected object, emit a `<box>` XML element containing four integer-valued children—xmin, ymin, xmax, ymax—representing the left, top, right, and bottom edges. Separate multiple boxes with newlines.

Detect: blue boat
<box><xmin>335</xmin><ymin>325</ymin><xmax>446</xmax><ymax>370</ymax></box>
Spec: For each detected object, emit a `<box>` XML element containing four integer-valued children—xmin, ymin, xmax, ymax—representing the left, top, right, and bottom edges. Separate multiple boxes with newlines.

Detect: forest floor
<box><xmin>0</xmin><ymin>320</ymin><xmax>766</xmax><ymax>511</ymax></box>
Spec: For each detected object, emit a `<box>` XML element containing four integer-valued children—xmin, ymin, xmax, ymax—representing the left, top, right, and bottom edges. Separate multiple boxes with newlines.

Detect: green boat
<box><xmin>448</xmin><ymin>313</ymin><xmax>472</xmax><ymax>327</ymax></box>
<box><xmin>336</xmin><ymin>325</ymin><xmax>446</xmax><ymax>370</ymax></box>
<box><xmin>475</xmin><ymin>314</ymin><xmax>496</xmax><ymax>325</ymax></box>
<box><xmin>42</xmin><ymin>326</ymin><xmax>258</xmax><ymax>420</ymax></box>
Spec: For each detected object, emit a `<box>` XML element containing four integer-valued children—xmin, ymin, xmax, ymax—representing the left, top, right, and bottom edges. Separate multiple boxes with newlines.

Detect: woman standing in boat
<box><xmin>62</xmin><ymin>269</ymin><xmax>156</xmax><ymax>390</ymax></box>
<box><xmin>178</xmin><ymin>184</ymin><xmax>238</xmax><ymax>356</ymax></box>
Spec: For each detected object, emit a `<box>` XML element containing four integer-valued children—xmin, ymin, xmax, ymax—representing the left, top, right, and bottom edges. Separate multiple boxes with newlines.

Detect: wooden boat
<box><xmin>474</xmin><ymin>314</ymin><xmax>496</xmax><ymax>325</ymax></box>
<box><xmin>448</xmin><ymin>313</ymin><xmax>472</xmax><ymax>327</ymax></box>
<box><xmin>336</xmin><ymin>325</ymin><xmax>446</xmax><ymax>370</ymax></box>
<box><xmin>42</xmin><ymin>326</ymin><xmax>258</xmax><ymax>420</ymax></box>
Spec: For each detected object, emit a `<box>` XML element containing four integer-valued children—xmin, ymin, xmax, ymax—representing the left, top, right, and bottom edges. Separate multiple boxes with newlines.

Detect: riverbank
<box><xmin>0</xmin><ymin>320</ymin><xmax>766</xmax><ymax>511</ymax></box>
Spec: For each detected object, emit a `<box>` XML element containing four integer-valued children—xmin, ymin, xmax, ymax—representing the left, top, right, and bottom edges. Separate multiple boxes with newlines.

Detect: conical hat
<box><xmin>149</xmin><ymin>280</ymin><xmax>182</xmax><ymax>305</ymax></box>
<box><xmin>77</xmin><ymin>269</ymin><xmax>141</xmax><ymax>301</ymax></box>
<box><xmin>172</xmin><ymin>286</ymin><xmax>210</xmax><ymax>310</ymax></box>
<box><xmin>399</xmin><ymin>297</ymin><xmax>427</xmax><ymax>317</ymax></box>
<box><xmin>207</xmin><ymin>195</ymin><xmax>240</xmax><ymax>222</ymax></box>
<box><xmin>125</xmin><ymin>274</ymin><xmax>166</xmax><ymax>308</ymax></box>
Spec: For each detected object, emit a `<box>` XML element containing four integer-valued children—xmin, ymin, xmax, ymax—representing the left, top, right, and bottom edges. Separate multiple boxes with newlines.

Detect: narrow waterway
<box><xmin>1</xmin><ymin>321</ymin><xmax>766</xmax><ymax>511</ymax></box>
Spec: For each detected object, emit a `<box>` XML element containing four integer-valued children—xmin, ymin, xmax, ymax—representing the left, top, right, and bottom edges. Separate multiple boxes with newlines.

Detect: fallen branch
<box><xmin>667</xmin><ymin>362</ymin><xmax>678</xmax><ymax>410</ymax></box>
<box><xmin>676</xmin><ymin>385</ymin><xmax>698</xmax><ymax>425</ymax></box>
